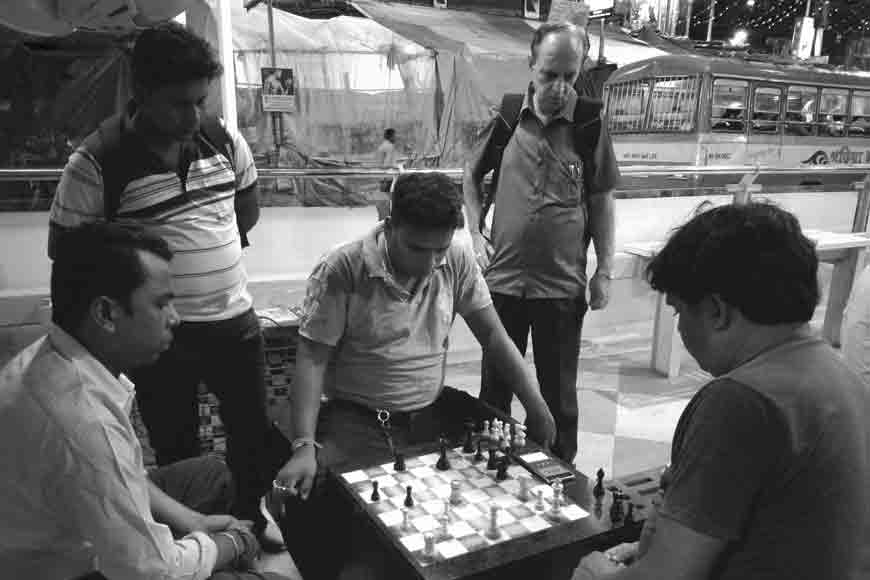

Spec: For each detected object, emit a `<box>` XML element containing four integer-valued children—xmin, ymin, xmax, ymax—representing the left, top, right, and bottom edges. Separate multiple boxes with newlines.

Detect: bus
<box><xmin>603</xmin><ymin>53</ymin><xmax>870</xmax><ymax>190</ymax></box>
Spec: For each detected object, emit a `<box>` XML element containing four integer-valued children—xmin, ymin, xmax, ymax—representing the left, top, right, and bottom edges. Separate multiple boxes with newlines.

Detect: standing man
<box><xmin>464</xmin><ymin>23</ymin><xmax>619</xmax><ymax>463</ymax></box>
<box><xmin>48</xmin><ymin>23</ymin><xmax>284</xmax><ymax>545</ymax></box>
<box><xmin>0</xmin><ymin>223</ymin><xmax>275</xmax><ymax>580</ymax></box>
<box><xmin>373</xmin><ymin>128</ymin><xmax>401</xmax><ymax>221</ymax></box>
<box><xmin>577</xmin><ymin>203</ymin><xmax>870</xmax><ymax>580</ymax></box>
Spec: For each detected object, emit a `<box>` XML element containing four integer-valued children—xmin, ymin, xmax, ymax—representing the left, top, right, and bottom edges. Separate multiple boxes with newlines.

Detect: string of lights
<box><xmin>680</xmin><ymin>0</ymin><xmax>870</xmax><ymax>35</ymax></box>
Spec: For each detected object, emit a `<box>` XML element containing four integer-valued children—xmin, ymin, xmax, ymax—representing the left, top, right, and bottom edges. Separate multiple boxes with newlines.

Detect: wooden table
<box><xmin>625</xmin><ymin>229</ymin><xmax>870</xmax><ymax>377</ymax></box>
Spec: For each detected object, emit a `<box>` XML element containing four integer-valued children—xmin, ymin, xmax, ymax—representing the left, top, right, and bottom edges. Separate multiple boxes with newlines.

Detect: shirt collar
<box><xmin>48</xmin><ymin>324</ymin><xmax>136</xmax><ymax>405</ymax></box>
<box><xmin>521</xmin><ymin>82</ymin><xmax>578</xmax><ymax>123</ymax></box>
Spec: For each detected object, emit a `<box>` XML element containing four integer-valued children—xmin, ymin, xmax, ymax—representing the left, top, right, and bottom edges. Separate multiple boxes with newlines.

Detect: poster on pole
<box><xmin>261</xmin><ymin>67</ymin><xmax>296</xmax><ymax>113</ymax></box>
<box><xmin>525</xmin><ymin>0</ymin><xmax>541</xmax><ymax>20</ymax></box>
<box><xmin>548</xmin><ymin>0</ymin><xmax>615</xmax><ymax>23</ymax></box>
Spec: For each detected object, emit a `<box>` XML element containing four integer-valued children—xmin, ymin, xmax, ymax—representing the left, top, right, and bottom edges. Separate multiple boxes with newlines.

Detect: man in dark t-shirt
<box><xmin>576</xmin><ymin>202</ymin><xmax>870</xmax><ymax>580</ymax></box>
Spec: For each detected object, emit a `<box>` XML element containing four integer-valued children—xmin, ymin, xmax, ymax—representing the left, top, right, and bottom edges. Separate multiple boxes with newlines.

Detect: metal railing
<box><xmin>2</xmin><ymin>163</ymin><xmax>870</xmax><ymax>181</ymax></box>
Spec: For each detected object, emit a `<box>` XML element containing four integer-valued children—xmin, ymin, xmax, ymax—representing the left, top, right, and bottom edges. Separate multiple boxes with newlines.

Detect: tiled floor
<box><xmin>445</xmin><ymin>319</ymin><xmax>712</xmax><ymax>482</ymax></box>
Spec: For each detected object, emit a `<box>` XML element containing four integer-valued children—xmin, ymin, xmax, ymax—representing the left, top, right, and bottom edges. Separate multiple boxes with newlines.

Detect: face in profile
<box><xmin>387</xmin><ymin>223</ymin><xmax>454</xmax><ymax>280</ymax></box>
<box><xmin>112</xmin><ymin>251</ymin><xmax>179</xmax><ymax>369</ymax></box>
<box><xmin>138</xmin><ymin>78</ymin><xmax>211</xmax><ymax>141</ymax></box>
<box><xmin>531</xmin><ymin>31</ymin><xmax>580</xmax><ymax>117</ymax></box>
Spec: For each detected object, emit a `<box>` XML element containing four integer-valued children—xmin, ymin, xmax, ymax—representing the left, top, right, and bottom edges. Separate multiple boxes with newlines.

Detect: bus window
<box><xmin>646</xmin><ymin>76</ymin><xmax>698</xmax><ymax>132</ymax></box>
<box><xmin>785</xmin><ymin>86</ymin><xmax>817</xmax><ymax>136</ymax></box>
<box><xmin>850</xmin><ymin>91</ymin><xmax>870</xmax><ymax>138</ymax></box>
<box><xmin>607</xmin><ymin>80</ymin><xmax>649</xmax><ymax>133</ymax></box>
<box><xmin>819</xmin><ymin>88</ymin><xmax>848</xmax><ymax>137</ymax></box>
<box><xmin>752</xmin><ymin>86</ymin><xmax>782</xmax><ymax>134</ymax></box>
<box><xmin>711</xmin><ymin>79</ymin><xmax>747</xmax><ymax>132</ymax></box>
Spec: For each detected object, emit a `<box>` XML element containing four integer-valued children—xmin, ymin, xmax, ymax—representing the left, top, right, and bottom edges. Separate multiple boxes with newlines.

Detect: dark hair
<box><xmin>132</xmin><ymin>22</ymin><xmax>223</xmax><ymax>92</ymax></box>
<box><xmin>384</xmin><ymin>128</ymin><xmax>396</xmax><ymax>141</ymax></box>
<box><xmin>51</xmin><ymin>223</ymin><xmax>173</xmax><ymax>332</ymax></box>
<box><xmin>529</xmin><ymin>22</ymin><xmax>577</xmax><ymax>64</ymax></box>
<box><xmin>390</xmin><ymin>173</ymin><xmax>465</xmax><ymax>230</ymax></box>
<box><xmin>646</xmin><ymin>202</ymin><xmax>819</xmax><ymax>325</ymax></box>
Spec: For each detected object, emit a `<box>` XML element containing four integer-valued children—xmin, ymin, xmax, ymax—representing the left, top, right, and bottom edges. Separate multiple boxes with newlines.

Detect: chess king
<box><xmin>270</xmin><ymin>172</ymin><xmax>556</xmax><ymax>579</ymax></box>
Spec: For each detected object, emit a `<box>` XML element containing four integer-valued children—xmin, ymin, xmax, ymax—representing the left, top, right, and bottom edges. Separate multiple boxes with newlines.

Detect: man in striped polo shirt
<box><xmin>48</xmin><ymin>23</ymin><xmax>288</xmax><ymax>548</ymax></box>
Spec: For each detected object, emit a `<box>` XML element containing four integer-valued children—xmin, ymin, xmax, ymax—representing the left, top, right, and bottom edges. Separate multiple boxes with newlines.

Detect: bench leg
<box><xmin>824</xmin><ymin>248</ymin><xmax>865</xmax><ymax>347</ymax></box>
<box><xmin>650</xmin><ymin>292</ymin><xmax>683</xmax><ymax>378</ymax></box>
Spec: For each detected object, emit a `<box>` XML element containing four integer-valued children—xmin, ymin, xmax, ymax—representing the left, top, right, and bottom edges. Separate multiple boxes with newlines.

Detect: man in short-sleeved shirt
<box><xmin>464</xmin><ymin>23</ymin><xmax>619</xmax><ymax>462</ymax></box>
<box><xmin>577</xmin><ymin>203</ymin><xmax>870</xmax><ymax>580</ymax></box>
<box><xmin>270</xmin><ymin>173</ymin><xmax>556</xmax><ymax>580</ymax></box>
<box><xmin>47</xmin><ymin>23</ymin><xmax>283</xmax><ymax>541</ymax></box>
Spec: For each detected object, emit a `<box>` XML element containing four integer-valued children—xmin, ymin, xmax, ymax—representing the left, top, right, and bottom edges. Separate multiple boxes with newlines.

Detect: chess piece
<box><xmin>394</xmin><ymin>453</ymin><xmax>406</xmax><ymax>472</ymax></box>
<box><xmin>593</xmin><ymin>468</ymin><xmax>605</xmax><ymax>499</ymax></box>
<box><xmin>486</xmin><ymin>505</ymin><xmax>500</xmax><ymax>540</ymax></box>
<box><xmin>473</xmin><ymin>440</ymin><xmax>484</xmax><ymax>463</ymax></box>
<box><xmin>482</xmin><ymin>420</ymin><xmax>490</xmax><ymax>438</ymax></box>
<box><xmin>404</xmin><ymin>485</ymin><xmax>414</xmax><ymax>508</ymax></box>
<box><xmin>609</xmin><ymin>491</ymin><xmax>624</xmax><ymax>523</ymax></box>
<box><xmin>534</xmin><ymin>489</ymin><xmax>545</xmax><ymax>511</ymax></box>
<box><xmin>421</xmin><ymin>532</ymin><xmax>436</xmax><ymax>562</ymax></box>
<box><xmin>486</xmin><ymin>447</ymin><xmax>498</xmax><ymax>470</ymax></box>
<box><xmin>518</xmin><ymin>476</ymin><xmax>531</xmax><ymax>502</ymax></box>
<box><xmin>495</xmin><ymin>458</ymin><xmax>509</xmax><ymax>481</ymax></box>
<box><xmin>436</xmin><ymin>441</ymin><xmax>451</xmax><ymax>471</ymax></box>
<box><xmin>449</xmin><ymin>480</ymin><xmax>462</xmax><ymax>505</ymax></box>
<box><xmin>549</xmin><ymin>481</ymin><xmax>564</xmax><ymax>519</ymax></box>
<box><xmin>401</xmin><ymin>508</ymin><xmax>412</xmax><ymax>532</ymax></box>
<box><xmin>462</xmin><ymin>420</ymin><xmax>475</xmax><ymax>453</ymax></box>
<box><xmin>438</xmin><ymin>512</ymin><xmax>451</xmax><ymax>540</ymax></box>
<box><xmin>370</xmin><ymin>480</ymin><xmax>380</xmax><ymax>502</ymax></box>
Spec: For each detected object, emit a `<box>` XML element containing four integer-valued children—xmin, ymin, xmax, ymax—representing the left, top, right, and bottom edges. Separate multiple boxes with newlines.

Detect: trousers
<box><xmin>479</xmin><ymin>293</ymin><xmax>588</xmax><ymax>463</ymax></box>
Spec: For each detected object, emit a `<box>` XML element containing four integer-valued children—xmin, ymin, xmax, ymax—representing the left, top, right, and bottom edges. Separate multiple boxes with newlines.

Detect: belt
<box><xmin>327</xmin><ymin>397</ymin><xmax>434</xmax><ymax>430</ymax></box>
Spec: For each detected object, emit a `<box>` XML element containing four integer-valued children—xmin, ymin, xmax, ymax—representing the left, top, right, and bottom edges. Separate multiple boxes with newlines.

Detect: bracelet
<box><xmin>217</xmin><ymin>531</ymin><xmax>241</xmax><ymax>567</ymax></box>
<box><xmin>291</xmin><ymin>437</ymin><xmax>323</xmax><ymax>452</ymax></box>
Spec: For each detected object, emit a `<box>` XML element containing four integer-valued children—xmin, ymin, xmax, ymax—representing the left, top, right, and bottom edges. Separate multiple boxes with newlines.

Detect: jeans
<box><xmin>480</xmin><ymin>293</ymin><xmax>588</xmax><ymax>463</ymax></box>
<box><xmin>132</xmin><ymin>308</ymin><xmax>280</xmax><ymax>531</ymax></box>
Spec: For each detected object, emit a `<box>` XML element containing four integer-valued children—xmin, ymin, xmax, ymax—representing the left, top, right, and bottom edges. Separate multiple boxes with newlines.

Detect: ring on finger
<box><xmin>272</xmin><ymin>479</ymin><xmax>293</xmax><ymax>494</ymax></box>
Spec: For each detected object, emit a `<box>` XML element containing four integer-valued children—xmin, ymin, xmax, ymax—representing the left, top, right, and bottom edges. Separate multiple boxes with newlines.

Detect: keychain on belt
<box><xmin>376</xmin><ymin>408</ymin><xmax>396</xmax><ymax>457</ymax></box>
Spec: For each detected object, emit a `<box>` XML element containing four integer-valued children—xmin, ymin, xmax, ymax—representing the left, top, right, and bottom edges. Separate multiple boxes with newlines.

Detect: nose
<box><xmin>167</xmin><ymin>304</ymin><xmax>181</xmax><ymax>328</ymax></box>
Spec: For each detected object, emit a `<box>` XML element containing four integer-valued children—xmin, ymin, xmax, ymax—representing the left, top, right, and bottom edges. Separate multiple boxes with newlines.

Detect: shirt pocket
<box><xmin>548</xmin><ymin>156</ymin><xmax>583</xmax><ymax>209</ymax></box>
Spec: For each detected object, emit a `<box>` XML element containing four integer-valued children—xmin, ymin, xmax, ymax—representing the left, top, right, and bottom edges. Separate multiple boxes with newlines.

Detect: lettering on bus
<box><xmin>707</xmin><ymin>151</ymin><xmax>732</xmax><ymax>161</ymax></box>
<box><xmin>802</xmin><ymin>147</ymin><xmax>870</xmax><ymax>165</ymax></box>
<box><xmin>622</xmin><ymin>151</ymin><xmax>659</xmax><ymax>160</ymax></box>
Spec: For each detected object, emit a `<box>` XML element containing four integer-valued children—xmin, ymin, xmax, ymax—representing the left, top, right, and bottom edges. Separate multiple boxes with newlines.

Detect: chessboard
<box><xmin>337</xmin><ymin>444</ymin><xmax>590</xmax><ymax>578</ymax></box>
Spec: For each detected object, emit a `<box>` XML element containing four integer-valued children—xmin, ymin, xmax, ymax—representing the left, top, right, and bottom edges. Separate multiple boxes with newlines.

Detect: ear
<box><xmin>707</xmin><ymin>294</ymin><xmax>733</xmax><ymax>332</ymax></box>
<box><xmin>89</xmin><ymin>296</ymin><xmax>119</xmax><ymax>334</ymax></box>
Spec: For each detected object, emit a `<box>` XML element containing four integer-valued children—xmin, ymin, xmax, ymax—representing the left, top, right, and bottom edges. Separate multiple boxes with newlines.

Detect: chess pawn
<box><xmin>609</xmin><ymin>491</ymin><xmax>624</xmax><ymax>524</ymax></box>
<box><xmin>473</xmin><ymin>440</ymin><xmax>485</xmax><ymax>463</ymax></box>
<box><xmin>421</xmin><ymin>532</ymin><xmax>437</xmax><ymax>562</ymax></box>
<box><xmin>593</xmin><ymin>467</ymin><xmax>606</xmax><ymax>499</ymax></box>
<box><xmin>449</xmin><ymin>480</ymin><xmax>462</xmax><ymax>505</ymax></box>
<box><xmin>370</xmin><ymin>480</ymin><xmax>380</xmax><ymax>502</ymax></box>
<box><xmin>401</xmin><ymin>508</ymin><xmax>412</xmax><ymax>532</ymax></box>
<box><xmin>486</xmin><ymin>447</ymin><xmax>498</xmax><ymax>470</ymax></box>
<box><xmin>482</xmin><ymin>420</ymin><xmax>490</xmax><ymax>438</ymax></box>
<box><xmin>534</xmin><ymin>489</ymin><xmax>545</xmax><ymax>511</ymax></box>
<box><xmin>486</xmin><ymin>505</ymin><xmax>500</xmax><ymax>540</ymax></box>
<box><xmin>404</xmin><ymin>485</ymin><xmax>414</xmax><ymax>508</ymax></box>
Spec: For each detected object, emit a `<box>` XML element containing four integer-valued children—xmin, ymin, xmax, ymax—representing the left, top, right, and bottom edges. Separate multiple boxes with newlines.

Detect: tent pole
<box><xmin>598</xmin><ymin>19</ymin><xmax>605</xmax><ymax>64</ymax></box>
<box><xmin>267</xmin><ymin>0</ymin><xmax>282</xmax><ymax>159</ymax></box>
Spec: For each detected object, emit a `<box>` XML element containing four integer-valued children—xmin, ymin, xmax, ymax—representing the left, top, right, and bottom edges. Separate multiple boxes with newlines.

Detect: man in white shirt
<box><xmin>0</xmin><ymin>223</ymin><xmax>285</xmax><ymax>580</ymax></box>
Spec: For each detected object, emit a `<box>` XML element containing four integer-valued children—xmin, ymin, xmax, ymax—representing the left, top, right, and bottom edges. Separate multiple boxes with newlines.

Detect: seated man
<box><xmin>0</xmin><ymin>223</ymin><xmax>286</xmax><ymax>580</ymax></box>
<box><xmin>272</xmin><ymin>172</ymin><xmax>556</xmax><ymax>578</ymax></box>
<box><xmin>576</xmin><ymin>202</ymin><xmax>870</xmax><ymax>579</ymax></box>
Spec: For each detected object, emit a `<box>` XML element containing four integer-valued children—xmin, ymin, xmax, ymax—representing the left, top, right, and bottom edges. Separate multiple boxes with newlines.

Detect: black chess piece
<box><xmin>462</xmin><ymin>420</ymin><xmax>475</xmax><ymax>453</ymax></box>
<box><xmin>370</xmin><ymin>480</ymin><xmax>380</xmax><ymax>502</ymax></box>
<box><xmin>394</xmin><ymin>453</ymin><xmax>406</xmax><ymax>472</ymax></box>
<box><xmin>593</xmin><ymin>467</ymin><xmax>605</xmax><ymax>499</ymax></box>
<box><xmin>486</xmin><ymin>447</ymin><xmax>498</xmax><ymax>470</ymax></box>
<box><xmin>609</xmin><ymin>491</ymin><xmax>624</xmax><ymax>524</ymax></box>
<box><xmin>495</xmin><ymin>458</ymin><xmax>509</xmax><ymax>481</ymax></box>
<box><xmin>436</xmin><ymin>441</ymin><xmax>451</xmax><ymax>471</ymax></box>
<box><xmin>473</xmin><ymin>440</ymin><xmax>484</xmax><ymax>463</ymax></box>
<box><xmin>404</xmin><ymin>485</ymin><xmax>414</xmax><ymax>508</ymax></box>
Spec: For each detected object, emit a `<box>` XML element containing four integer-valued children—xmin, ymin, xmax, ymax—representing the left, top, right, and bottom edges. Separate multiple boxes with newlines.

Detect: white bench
<box><xmin>624</xmin><ymin>229</ymin><xmax>870</xmax><ymax>378</ymax></box>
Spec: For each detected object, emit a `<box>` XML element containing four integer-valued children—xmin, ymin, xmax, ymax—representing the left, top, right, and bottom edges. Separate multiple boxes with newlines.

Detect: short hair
<box><xmin>384</xmin><ymin>128</ymin><xmax>396</xmax><ymax>140</ymax></box>
<box><xmin>529</xmin><ymin>22</ymin><xmax>578</xmax><ymax>64</ymax></box>
<box><xmin>132</xmin><ymin>22</ymin><xmax>223</xmax><ymax>92</ymax></box>
<box><xmin>51</xmin><ymin>223</ymin><xmax>173</xmax><ymax>332</ymax></box>
<box><xmin>646</xmin><ymin>202</ymin><xmax>819</xmax><ymax>325</ymax></box>
<box><xmin>390</xmin><ymin>173</ymin><xmax>465</xmax><ymax>231</ymax></box>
